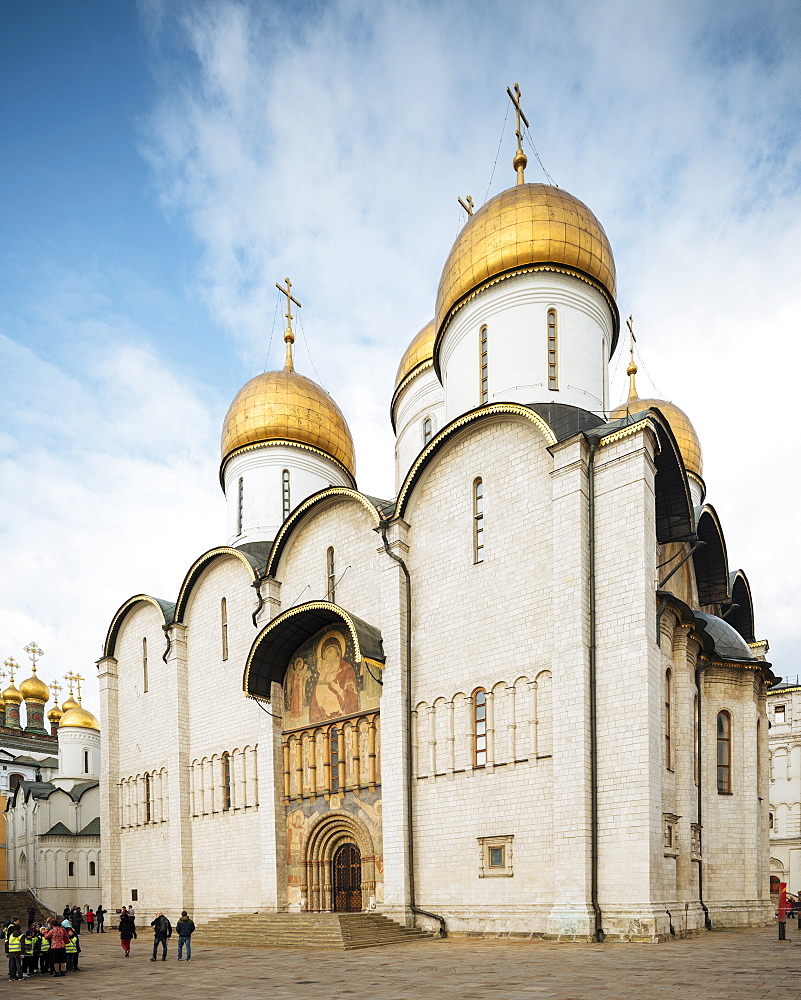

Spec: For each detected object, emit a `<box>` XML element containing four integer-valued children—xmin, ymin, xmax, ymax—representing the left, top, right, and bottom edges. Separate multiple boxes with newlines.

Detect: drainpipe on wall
<box><xmin>379</xmin><ymin>519</ymin><xmax>446</xmax><ymax>938</ymax></box>
<box><xmin>587</xmin><ymin>439</ymin><xmax>604</xmax><ymax>942</ymax></box>
<box><xmin>695</xmin><ymin>663</ymin><xmax>712</xmax><ymax>929</ymax></box>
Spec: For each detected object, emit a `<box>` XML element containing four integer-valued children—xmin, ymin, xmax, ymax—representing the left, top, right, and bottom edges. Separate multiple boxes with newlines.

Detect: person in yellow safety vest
<box><xmin>64</xmin><ymin>931</ymin><xmax>78</xmax><ymax>973</ymax></box>
<box><xmin>39</xmin><ymin>924</ymin><xmax>51</xmax><ymax>976</ymax></box>
<box><xmin>5</xmin><ymin>924</ymin><xmax>24</xmax><ymax>982</ymax></box>
<box><xmin>22</xmin><ymin>927</ymin><xmax>40</xmax><ymax>977</ymax></box>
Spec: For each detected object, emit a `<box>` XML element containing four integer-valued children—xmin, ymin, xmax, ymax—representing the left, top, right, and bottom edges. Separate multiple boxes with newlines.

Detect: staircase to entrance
<box><xmin>195</xmin><ymin>912</ymin><xmax>430</xmax><ymax>950</ymax></box>
<box><xmin>0</xmin><ymin>890</ymin><xmax>55</xmax><ymax>927</ymax></box>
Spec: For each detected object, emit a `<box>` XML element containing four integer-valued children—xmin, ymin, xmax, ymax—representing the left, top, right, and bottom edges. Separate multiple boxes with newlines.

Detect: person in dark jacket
<box><xmin>176</xmin><ymin>911</ymin><xmax>195</xmax><ymax>962</ymax></box>
<box><xmin>70</xmin><ymin>907</ymin><xmax>83</xmax><ymax>935</ymax></box>
<box><xmin>26</xmin><ymin>907</ymin><xmax>36</xmax><ymax>929</ymax></box>
<box><xmin>96</xmin><ymin>905</ymin><xmax>105</xmax><ymax>933</ymax></box>
<box><xmin>118</xmin><ymin>909</ymin><xmax>136</xmax><ymax>958</ymax></box>
<box><xmin>150</xmin><ymin>912</ymin><xmax>172</xmax><ymax>961</ymax></box>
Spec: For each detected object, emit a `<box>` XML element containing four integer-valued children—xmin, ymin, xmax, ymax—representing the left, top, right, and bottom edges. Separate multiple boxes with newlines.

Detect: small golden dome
<box><xmin>59</xmin><ymin>705</ymin><xmax>100</xmax><ymax>731</ymax></box>
<box><xmin>61</xmin><ymin>694</ymin><xmax>79</xmax><ymax>714</ymax></box>
<box><xmin>611</xmin><ymin>395</ymin><xmax>703</xmax><ymax>478</ymax></box>
<box><xmin>394</xmin><ymin>321</ymin><xmax>436</xmax><ymax>391</ymax></box>
<box><xmin>436</xmin><ymin>183</ymin><xmax>617</xmax><ymax>353</ymax></box>
<box><xmin>19</xmin><ymin>667</ymin><xmax>50</xmax><ymax>703</ymax></box>
<box><xmin>2</xmin><ymin>681</ymin><xmax>22</xmax><ymax>705</ymax></box>
<box><xmin>47</xmin><ymin>704</ymin><xmax>63</xmax><ymax>723</ymax></box>
<box><xmin>220</xmin><ymin>368</ymin><xmax>356</xmax><ymax>478</ymax></box>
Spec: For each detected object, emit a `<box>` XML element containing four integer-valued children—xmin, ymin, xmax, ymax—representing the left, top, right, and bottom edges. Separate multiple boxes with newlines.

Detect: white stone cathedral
<box><xmin>98</xmin><ymin>124</ymin><xmax>774</xmax><ymax>941</ymax></box>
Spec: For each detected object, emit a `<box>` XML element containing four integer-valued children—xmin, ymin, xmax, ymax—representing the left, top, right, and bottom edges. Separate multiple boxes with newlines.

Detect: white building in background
<box><xmin>767</xmin><ymin>679</ymin><xmax>801</xmax><ymax>896</ymax></box>
<box><xmin>98</xmin><ymin>118</ymin><xmax>774</xmax><ymax>941</ymax></box>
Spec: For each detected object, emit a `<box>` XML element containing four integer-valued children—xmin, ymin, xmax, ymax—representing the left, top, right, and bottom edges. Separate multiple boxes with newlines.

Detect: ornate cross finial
<box><xmin>24</xmin><ymin>641</ymin><xmax>44</xmax><ymax>671</ymax></box>
<box><xmin>64</xmin><ymin>672</ymin><xmax>76</xmax><ymax>695</ymax></box>
<box><xmin>50</xmin><ymin>680</ymin><xmax>62</xmax><ymax>704</ymax></box>
<box><xmin>626</xmin><ymin>315</ymin><xmax>639</xmax><ymax>402</ymax></box>
<box><xmin>458</xmin><ymin>195</ymin><xmax>474</xmax><ymax>217</ymax></box>
<box><xmin>275</xmin><ymin>277</ymin><xmax>302</xmax><ymax>372</ymax></box>
<box><xmin>506</xmin><ymin>84</ymin><xmax>530</xmax><ymax>185</ymax></box>
<box><xmin>73</xmin><ymin>673</ymin><xmax>85</xmax><ymax>703</ymax></box>
<box><xmin>4</xmin><ymin>656</ymin><xmax>19</xmax><ymax>681</ymax></box>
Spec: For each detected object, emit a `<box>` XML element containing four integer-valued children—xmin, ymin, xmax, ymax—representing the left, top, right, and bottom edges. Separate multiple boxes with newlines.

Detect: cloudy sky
<box><xmin>1</xmin><ymin>0</ymin><xmax>800</xmax><ymax>716</ymax></box>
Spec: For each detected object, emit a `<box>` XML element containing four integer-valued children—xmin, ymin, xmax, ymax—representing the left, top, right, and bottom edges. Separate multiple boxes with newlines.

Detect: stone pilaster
<box><xmin>163</xmin><ymin>622</ymin><xmax>194</xmax><ymax>910</ymax></box>
<box><xmin>97</xmin><ymin>655</ymin><xmax>121</xmax><ymax>913</ymax></box>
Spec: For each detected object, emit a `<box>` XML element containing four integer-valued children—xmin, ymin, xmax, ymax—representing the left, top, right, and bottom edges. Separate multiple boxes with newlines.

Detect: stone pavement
<box><xmin>6</xmin><ymin>924</ymin><xmax>801</xmax><ymax>999</ymax></box>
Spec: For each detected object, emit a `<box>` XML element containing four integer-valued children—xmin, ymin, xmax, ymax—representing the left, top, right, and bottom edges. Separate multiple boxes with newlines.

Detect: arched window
<box><xmin>84</xmin><ymin>750</ymin><xmax>90</xmax><ymax>774</ymax></box>
<box><xmin>473</xmin><ymin>478</ymin><xmax>484</xmax><ymax>563</ymax></box>
<box><xmin>665</xmin><ymin>670</ymin><xmax>672</xmax><ymax>770</ymax></box>
<box><xmin>222</xmin><ymin>752</ymin><xmax>232</xmax><ymax>811</ymax></box>
<box><xmin>9</xmin><ymin>773</ymin><xmax>24</xmax><ymax>791</ymax></box>
<box><xmin>769</xmin><ymin>812</ymin><xmax>774</xmax><ymax>830</ymax></box>
<box><xmin>282</xmin><ymin>469</ymin><xmax>291</xmax><ymax>520</ymax></box>
<box><xmin>68</xmin><ymin>861</ymin><xmax>74</xmax><ymax>877</ymax></box>
<box><xmin>142</xmin><ymin>637</ymin><xmax>148</xmax><ymax>694</ymax></box>
<box><xmin>474</xmin><ymin>689</ymin><xmax>487</xmax><ymax>766</ymax></box>
<box><xmin>221</xmin><ymin>597</ymin><xmax>229</xmax><ymax>661</ymax></box>
<box><xmin>330</xmin><ymin>727</ymin><xmax>340</xmax><ymax>792</ymax></box>
<box><xmin>423</xmin><ymin>417</ymin><xmax>433</xmax><ymax>446</ymax></box>
<box><xmin>547</xmin><ymin>309</ymin><xmax>558</xmax><ymax>390</ymax></box>
<box><xmin>145</xmin><ymin>773</ymin><xmax>152</xmax><ymax>823</ymax></box>
<box><xmin>89</xmin><ymin>861</ymin><xmax>96</xmax><ymax>877</ymax></box>
<box><xmin>717</xmin><ymin>710</ymin><xmax>732</xmax><ymax>794</ymax></box>
<box><xmin>479</xmin><ymin>326</ymin><xmax>488</xmax><ymax>403</ymax></box>
<box><xmin>327</xmin><ymin>547</ymin><xmax>336</xmax><ymax>603</ymax></box>
<box><xmin>237</xmin><ymin>476</ymin><xmax>244</xmax><ymax>535</ymax></box>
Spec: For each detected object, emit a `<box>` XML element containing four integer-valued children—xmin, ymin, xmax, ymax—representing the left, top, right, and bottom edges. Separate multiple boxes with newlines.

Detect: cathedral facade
<box><xmin>98</xmin><ymin>138</ymin><xmax>773</xmax><ymax>941</ymax></box>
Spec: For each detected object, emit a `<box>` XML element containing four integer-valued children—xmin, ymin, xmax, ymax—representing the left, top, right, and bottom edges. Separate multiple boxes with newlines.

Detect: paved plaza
<box><xmin>6</xmin><ymin>924</ymin><xmax>801</xmax><ymax>999</ymax></box>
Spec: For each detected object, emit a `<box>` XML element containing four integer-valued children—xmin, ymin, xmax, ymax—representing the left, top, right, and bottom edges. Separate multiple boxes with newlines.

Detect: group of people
<box><xmin>3</xmin><ymin>911</ymin><xmax>92</xmax><ymax>980</ymax></box>
<box><xmin>118</xmin><ymin>907</ymin><xmax>196</xmax><ymax>962</ymax></box>
<box><xmin>60</xmin><ymin>904</ymin><xmax>106</xmax><ymax>934</ymax></box>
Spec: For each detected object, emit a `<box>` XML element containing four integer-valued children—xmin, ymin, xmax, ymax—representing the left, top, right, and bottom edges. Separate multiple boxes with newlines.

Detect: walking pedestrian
<box><xmin>43</xmin><ymin>920</ymin><xmax>69</xmax><ymax>977</ymax></box>
<box><xmin>86</xmin><ymin>908</ymin><xmax>95</xmax><ymax>932</ymax></box>
<box><xmin>176</xmin><ymin>911</ymin><xmax>195</xmax><ymax>962</ymax></box>
<box><xmin>150</xmin><ymin>911</ymin><xmax>172</xmax><ymax>961</ymax></box>
<box><xmin>119</xmin><ymin>908</ymin><xmax>137</xmax><ymax>957</ymax></box>
<box><xmin>96</xmin><ymin>904</ymin><xmax>106</xmax><ymax>933</ymax></box>
<box><xmin>5</xmin><ymin>923</ymin><xmax>24</xmax><ymax>981</ymax></box>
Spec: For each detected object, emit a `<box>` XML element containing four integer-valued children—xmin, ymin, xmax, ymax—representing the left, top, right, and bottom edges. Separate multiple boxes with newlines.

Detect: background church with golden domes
<box><xmin>98</xmin><ymin>92</ymin><xmax>774</xmax><ymax>941</ymax></box>
<box><xmin>1</xmin><ymin>647</ymin><xmax>102</xmax><ymax>910</ymax></box>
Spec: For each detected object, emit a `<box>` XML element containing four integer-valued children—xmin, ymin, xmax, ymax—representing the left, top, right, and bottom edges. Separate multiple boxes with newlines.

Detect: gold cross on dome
<box><xmin>506</xmin><ymin>84</ymin><xmax>530</xmax><ymax>185</ymax></box>
<box><xmin>24</xmin><ymin>640</ymin><xmax>44</xmax><ymax>667</ymax></box>
<box><xmin>275</xmin><ymin>277</ymin><xmax>302</xmax><ymax>371</ymax></box>
<box><xmin>73</xmin><ymin>672</ymin><xmax>85</xmax><ymax>702</ymax></box>
<box><xmin>458</xmin><ymin>195</ymin><xmax>474</xmax><ymax>217</ymax></box>
<box><xmin>4</xmin><ymin>656</ymin><xmax>19</xmax><ymax>680</ymax></box>
<box><xmin>50</xmin><ymin>680</ymin><xmax>62</xmax><ymax>704</ymax></box>
<box><xmin>64</xmin><ymin>672</ymin><xmax>76</xmax><ymax>694</ymax></box>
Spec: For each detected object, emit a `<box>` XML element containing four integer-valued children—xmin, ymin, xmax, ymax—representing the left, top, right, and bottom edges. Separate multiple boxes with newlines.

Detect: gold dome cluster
<box><xmin>220</xmin><ymin>368</ymin><xmax>356</xmax><ymax>478</ymax></box>
<box><xmin>435</xmin><ymin>183</ymin><xmax>618</xmax><ymax>356</ymax></box>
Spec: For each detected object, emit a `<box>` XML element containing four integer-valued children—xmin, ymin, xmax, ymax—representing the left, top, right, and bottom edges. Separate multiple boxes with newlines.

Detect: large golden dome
<box><xmin>19</xmin><ymin>667</ymin><xmax>49</xmax><ymax>703</ymax></box>
<box><xmin>2</xmin><ymin>681</ymin><xmax>22</xmax><ymax>705</ymax></box>
<box><xmin>221</xmin><ymin>368</ymin><xmax>356</xmax><ymax>478</ymax></box>
<box><xmin>59</xmin><ymin>705</ymin><xmax>100</xmax><ymax>731</ymax></box>
<box><xmin>611</xmin><ymin>373</ymin><xmax>703</xmax><ymax>479</ymax></box>
<box><xmin>394</xmin><ymin>320</ymin><xmax>436</xmax><ymax>390</ymax></box>
<box><xmin>435</xmin><ymin>183</ymin><xmax>617</xmax><ymax>356</ymax></box>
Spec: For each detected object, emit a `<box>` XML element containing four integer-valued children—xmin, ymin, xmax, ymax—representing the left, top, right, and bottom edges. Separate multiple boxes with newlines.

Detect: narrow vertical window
<box><xmin>221</xmin><ymin>597</ymin><xmax>229</xmax><ymax>661</ymax></box>
<box><xmin>423</xmin><ymin>417</ymin><xmax>432</xmax><ymax>446</ymax></box>
<box><xmin>237</xmin><ymin>476</ymin><xmax>244</xmax><ymax>535</ymax></box>
<box><xmin>84</xmin><ymin>750</ymin><xmax>90</xmax><ymax>774</ymax></box>
<box><xmin>282</xmin><ymin>469</ymin><xmax>291</xmax><ymax>520</ymax></box>
<box><xmin>474</xmin><ymin>689</ymin><xmax>487</xmax><ymax>766</ymax></box>
<box><xmin>327</xmin><ymin>546</ymin><xmax>336</xmax><ymax>603</ymax></box>
<box><xmin>479</xmin><ymin>326</ymin><xmax>488</xmax><ymax>403</ymax></box>
<box><xmin>717</xmin><ymin>710</ymin><xmax>731</xmax><ymax>793</ymax></box>
<box><xmin>222</xmin><ymin>752</ymin><xmax>232</xmax><ymax>811</ymax></box>
<box><xmin>330</xmin><ymin>727</ymin><xmax>340</xmax><ymax>791</ymax></box>
<box><xmin>473</xmin><ymin>478</ymin><xmax>484</xmax><ymax>563</ymax></box>
<box><xmin>665</xmin><ymin>669</ymin><xmax>672</xmax><ymax>770</ymax></box>
<box><xmin>89</xmin><ymin>861</ymin><xmax>96</xmax><ymax>877</ymax></box>
<box><xmin>145</xmin><ymin>773</ymin><xmax>152</xmax><ymax>823</ymax></box>
<box><xmin>142</xmin><ymin>637</ymin><xmax>148</xmax><ymax>694</ymax></box>
<box><xmin>68</xmin><ymin>862</ymin><xmax>74</xmax><ymax>877</ymax></box>
<box><xmin>547</xmin><ymin>310</ymin><xmax>558</xmax><ymax>390</ymax></box>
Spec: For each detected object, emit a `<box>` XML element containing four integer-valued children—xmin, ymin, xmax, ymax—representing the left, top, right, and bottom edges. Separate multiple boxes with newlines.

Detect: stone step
<box><xmin>194</xmin><ymin>912</ymin><xmax>430</xmax><ymax>950</ymax></box>
<box><xmin>0</xmin><ymin>891</ymin><xmax>55</xmax><ymax>928</ymax></box>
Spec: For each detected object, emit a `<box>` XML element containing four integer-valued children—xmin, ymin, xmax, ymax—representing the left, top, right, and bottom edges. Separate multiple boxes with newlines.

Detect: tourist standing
<box><xmin>86</xmin><ymin>908</ymin><xmax>95</xmax><ymax>932</ymax></box>
<box><xmin>150</xmin><ymin>911</ymin><xmax>172</xmax><ymax>961</ymax></box>
<box><xmin>5</xmin><ymin>923</ymin><xmax>24</xmax><ymax>981</ymax></box>
<box><xmin>96</xmin><ymin>904</ymin><xmax>105</xmax><ymax>933</ymax></box>
<box><xmin>43</xmin><ymin>920</ymin><xmax>69</xmax><ymax>977</ymax></box>
<box><xmin>70</xmin><ymin>905</ymin><xmax>83</xmax><ymax>935</ymax></box>
<box><xmin>38</xmin><ymin>921</ymin><xmax>51</xmax><ymax>975</ymax></box>
<box><xmin>119</xmin><ymin>908</ymin><xmax>136</xmax><ymax>957</ymax></box>
<box><xmin>176</xmin><ymin>911</ymin><xmax>195</xmax><ymax>962</ymax></box>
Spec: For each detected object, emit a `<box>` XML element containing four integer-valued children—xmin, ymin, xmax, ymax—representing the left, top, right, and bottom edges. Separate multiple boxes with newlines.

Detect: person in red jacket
<box><xmin>43</xmin><ymin>921</ymin><xmax>70</xmax><ymax>977</ymax></box>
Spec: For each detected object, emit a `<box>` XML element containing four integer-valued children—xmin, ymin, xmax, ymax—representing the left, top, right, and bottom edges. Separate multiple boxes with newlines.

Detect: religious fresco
<box><xmin>283</xmin><ymin>626</ymin><xmax>381</xmax><ymax>730</ymax></box>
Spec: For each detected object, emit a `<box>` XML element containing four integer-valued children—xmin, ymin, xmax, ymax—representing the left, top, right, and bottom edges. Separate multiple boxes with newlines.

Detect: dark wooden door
<box><xmin>332</xmin><ymin>843</ymin><xmax>362</xmax><ymax>911</ymax></box>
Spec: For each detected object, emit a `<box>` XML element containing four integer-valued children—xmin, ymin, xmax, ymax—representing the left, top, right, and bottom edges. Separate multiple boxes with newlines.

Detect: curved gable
<box><xmin>693</xmin><ymin>506</ymin><xmax>730</xmax><ymax>606</ymax></box>
<box><xmin>395</xmin><ymin>403</ymin><xmax>557</xmax><ymax>520</ymax></box>
<box><xmin>728</xmin><ymin>570</ymin><xmax>756</xmax><ymax>644</ymax></box>
<box><xmin>173</xmin><ymin>546</ymin><xmax>261</xmax><ymax>623</ymax></box>
<box><xmin>266</xmin><ymin>488</ymin><xmax>382</xmax><ymax>578</ymax></box>
<box><xmin>104</xmin><ymin>595</ymin><xmax>175</xmax><ymax>659</ymax></box>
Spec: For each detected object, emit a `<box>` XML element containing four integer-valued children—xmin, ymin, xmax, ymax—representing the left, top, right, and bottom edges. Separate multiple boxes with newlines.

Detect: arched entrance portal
<box><xmin>301</xmin><ymin>812</ymin><xmax>376</xmax><ymax>912</ymax></box>
<box><xmin>332</xmin><ymin>843</ymin><xmax>362</xmax><ymax>912</ymax></box>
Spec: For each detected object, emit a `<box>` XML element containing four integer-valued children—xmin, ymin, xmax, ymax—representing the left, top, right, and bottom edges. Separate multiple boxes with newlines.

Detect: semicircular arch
<box><xmin>173</xmin><ymin>547</ymin><xmax>261</xmax><ymax>624</ymax></box>
<box><xmin>103</xmin><ymin>595</ymin><xmax>175</xmax><ymax>660</ymax></box>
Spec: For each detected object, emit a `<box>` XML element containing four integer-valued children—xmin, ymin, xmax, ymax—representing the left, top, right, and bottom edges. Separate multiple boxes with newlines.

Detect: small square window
<box><xmin>489</xmin><ymin>847</ymin><xmax>504</xmax><ymax>867</ymax></box>
<box><xmin>478</xmin><ymin>835</ymin><xmax>513</xmax><ymax>877</ymax></box>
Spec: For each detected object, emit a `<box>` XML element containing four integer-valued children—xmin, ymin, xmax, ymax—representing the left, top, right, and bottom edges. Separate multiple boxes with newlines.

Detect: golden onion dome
<box><xmin>395</xmin><ymin>320</ymin><xmax>436</xmax><ymax>390</ymax></box>
<box><xmin>611</xmin><ymin>365</ymin><xmax>703</xmax><ymax>478</ymax></box>
<box><xmin>2</xmin><ymin>681</ymin><xmax>22</xmax><ymax>705</ymax></box>
<box><xmin>47</xmin><ymin>703</ymin><xmax>63</xmax><ymax>724</ymax></box>
<box><xmin>19</xmin><ymin>666</ymin><xmax>50</xmax><ymax>703</ymax></box>
<box><xmin>61</xmin><ymin>693</ymin><xmax>79</xmax><ymax>714</ymax></box>
<box><xmin>435</xmin><ymin>183</ymin><xmax>618</xmax><ymax>362</ymax></box>
<box><xmin>59</xmin><ymin>705</ymin><xmax>100</xmax><ymax>732</ymax></box>
<box><xmin>220</xmin><ymin>368</ymin><xmax>356</xmax><ymax>479</ymax></box>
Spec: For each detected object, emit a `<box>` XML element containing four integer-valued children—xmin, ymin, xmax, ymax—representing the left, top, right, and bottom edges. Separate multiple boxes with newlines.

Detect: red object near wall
<box><xmin>779</xmin><ymin>882</ymin><xmax>789</xmax><ymax>922</ymax></box>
